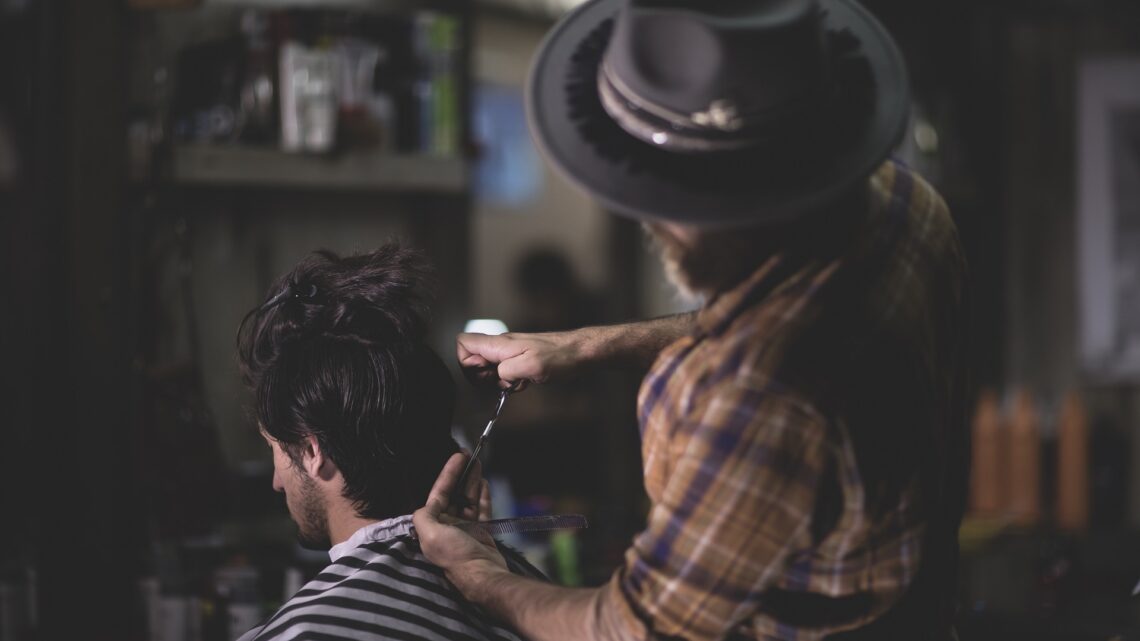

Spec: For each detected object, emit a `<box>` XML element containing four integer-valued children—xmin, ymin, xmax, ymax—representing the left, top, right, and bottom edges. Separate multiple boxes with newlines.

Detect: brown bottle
<box><xmin>1056</xmin><ymin>391</ymin><xmax>1089</xmax><ymax>532</ymax></box>
<box><xmin>1008</xmin><ymin>389</ymin><xmax>1041</xmax><ymax>527</ymax></box>
<box><xmin>970</xmin><ymin>389</ymin><xmax>1006</xmax><ymax>516</ymax></box>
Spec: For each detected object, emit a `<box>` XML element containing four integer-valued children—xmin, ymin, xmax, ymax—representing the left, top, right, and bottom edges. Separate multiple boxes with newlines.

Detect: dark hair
<box><xmin>237</xmin><ymin>246</ymin><xmax>458</xmax><ymax>520</ymax></box>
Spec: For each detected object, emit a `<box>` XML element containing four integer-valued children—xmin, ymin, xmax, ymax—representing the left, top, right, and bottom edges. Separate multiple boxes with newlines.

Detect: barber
<box><xmin>415</xmin><ymin>1</ymin><xmax>968</xmax><ymax>639</ymax></box>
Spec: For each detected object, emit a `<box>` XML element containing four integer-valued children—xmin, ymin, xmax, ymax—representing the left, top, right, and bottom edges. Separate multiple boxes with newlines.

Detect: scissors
<box><xmin>451</xmin><ymin>381</ymin><xmax>520</xmax><ymax>509</ymax></box>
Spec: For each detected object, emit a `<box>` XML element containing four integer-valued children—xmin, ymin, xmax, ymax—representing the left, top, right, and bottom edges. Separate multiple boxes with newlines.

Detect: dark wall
<box><xmin>3</xmin><ymin>0</ymin><xmax>141</xmax><ymax>638</ymax></box>
<box><xmin>862</xmin><ymin>1</ymin><xmax>1140</xmax><ymax>393</ymax></box>
<box><xmin>862</xmin><ymin>1</ymin><xmax>1012</xmax><ymax>389</ymax></box>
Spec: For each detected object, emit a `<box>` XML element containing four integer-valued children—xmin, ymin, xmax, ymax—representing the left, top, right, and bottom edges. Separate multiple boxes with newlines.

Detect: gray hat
<box><xmin>526</xmin><ymin>0</ymin><xmax>911</xmax><ymax>227</ymax></box>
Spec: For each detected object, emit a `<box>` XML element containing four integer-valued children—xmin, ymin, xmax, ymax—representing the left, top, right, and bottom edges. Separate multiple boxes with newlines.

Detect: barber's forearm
<box><xmin>459</xmin><ymin>565</ymin><xmax>634</xmax><ymax>641</ymax></box>
<box><xmin>578</xmin><ymin>312</ymin><xmax>696</xmax><ymax>372</ymax></box>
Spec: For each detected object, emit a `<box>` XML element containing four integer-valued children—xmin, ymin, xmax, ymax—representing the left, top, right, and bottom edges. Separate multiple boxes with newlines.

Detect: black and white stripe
<box><xmin>238</xmin><ymin>520</ymin><xmax>545</xmax><ymax>641</ymax></box>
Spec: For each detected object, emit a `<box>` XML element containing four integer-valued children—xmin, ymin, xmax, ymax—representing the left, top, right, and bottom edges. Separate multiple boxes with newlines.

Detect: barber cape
<box><xmin>238</xmin><ymin>515</ymin><xmax>546</xmax><ymax>641</ymax></box>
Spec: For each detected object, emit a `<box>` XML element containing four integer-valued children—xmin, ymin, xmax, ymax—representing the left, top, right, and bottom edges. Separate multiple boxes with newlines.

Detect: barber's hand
<box><xmin>414</xmin><ymin>453</ymin><xmax>508</xmax><ymax>594</ymax></box>
<box><xmin>451</xmin><ymin>454</ymin><xmax>491</xmax><ymax>522</ymax></box>
<box><xmin>457</xmin><ymin>330</ymin><xmax>586</xmax><ymax>391</ymax></box>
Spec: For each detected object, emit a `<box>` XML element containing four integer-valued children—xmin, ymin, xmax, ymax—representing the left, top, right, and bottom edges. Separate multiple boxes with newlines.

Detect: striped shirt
<box><xmin>238</xmin><ymin>515</ymin><xmax>546</xmax><ymax>641</ymax></box>
<box><xmin>601</xmin><ymin>160</ymin><xmax>968</xmax><ymax>641</ymax></box>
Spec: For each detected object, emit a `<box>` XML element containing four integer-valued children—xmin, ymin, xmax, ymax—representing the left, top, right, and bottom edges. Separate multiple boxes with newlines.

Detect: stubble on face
<box><xmin>289</xmin><ymin>467</ymin><xmax>331</xmax><ymax>549</ymax></box>
<box><xmin>264</xmin><ymin>428</ymin><xmax>332</xmax><ymax>549</ymax></box>
<box><xmin>643</xmin><ymin>222</ymin><xmax>705</xmax><ymax>304</ymax></box>
<box><xmin>644</xmin><ymin>222</ymin><xmax>774</xmax><ymax>303</ymax></box>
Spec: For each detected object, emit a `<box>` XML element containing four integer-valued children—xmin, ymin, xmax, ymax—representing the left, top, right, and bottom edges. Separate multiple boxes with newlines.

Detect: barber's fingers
<box><xmin>456</xmin><ymin>457</ymin><xmax>484</xmax><ymax>521</ymax></box>
<box><xmin>424</xmin><ymin>452</ymin><xmax>469</xmax><ymax>517</ymax></box>
<box><xmin>457</xmin><ymin>333</ymin><xmax>532</xmax><ymax>388</ymax></box>
<box><xmin>478</xmin><ymin>480</ymin><xmax>492</xmax><ymax>522</ymax></box>
<box><xmin>500</xmin><ymin>378</ymin><xmax>528</xmax><ymax>392</ymax></box>
<box><xmin>441</xmin><ymin>459</ymin><xmax>492</xmax><ymax>521</ymax></box>
<box><xmin>457</xmin><ymin>334</ymin><xmax>512</xmax><ymax>380</ymax></box>
<box><xmin>458</xmin><ymin>333</ymin><xmax>525</xmax><ymax>366</ymax></box>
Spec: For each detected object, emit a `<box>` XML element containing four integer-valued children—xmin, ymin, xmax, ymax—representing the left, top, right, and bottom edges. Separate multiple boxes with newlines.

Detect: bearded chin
<box><xmin>644</xmin><ymin>223</ymin><xmax>708</xmax><ymax>304</ymax></box>
<box><xmin>646</xmin><ymin>222</ymin><xmax>774</xmax><ymax>302</ymax></box>
<box><xmin>294</xmin><ymin>474</ymin><xmax>331</xmax><ymax>550</ymax></box>
<box><xmin>661</xmin><ymin>252</ymin><xmax>705</xmax><ymax>305</ymax></box>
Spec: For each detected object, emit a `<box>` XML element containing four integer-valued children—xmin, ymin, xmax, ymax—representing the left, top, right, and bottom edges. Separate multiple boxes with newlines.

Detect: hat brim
<box><xmin>526</xmin><ymin>0</ymin><xmax>911</xmax><ymax>227</ymax></box>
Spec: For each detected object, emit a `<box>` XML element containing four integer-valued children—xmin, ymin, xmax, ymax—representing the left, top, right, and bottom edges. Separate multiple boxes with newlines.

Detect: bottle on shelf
<box><xmin>969</xmin><ymin>388</ymin><xmax>1006</xmax><ymax>516</ymax></box>
<box><xmin>1008</xmin><ymin>389</ymin><xmax>1041</xmax><ymax>527</ymax></box>
<box><xmin>1056</xmin><ymin>391</ymin><xmax>1089</xmax><ymax>532</ymax></box>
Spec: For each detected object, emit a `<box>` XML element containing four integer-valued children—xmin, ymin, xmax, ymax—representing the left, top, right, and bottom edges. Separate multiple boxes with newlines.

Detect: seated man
<box><xmin>235</xmin><ymin>246</ymin><xmax>543</xmax><ymax>641</ymax></box>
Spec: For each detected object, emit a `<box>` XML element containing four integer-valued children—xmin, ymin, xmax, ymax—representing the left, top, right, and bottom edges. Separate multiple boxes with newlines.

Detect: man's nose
<box><xmin>272</xmin><ymin>470</ymin><xmax>285</xmax><ymax>493</ymax></box>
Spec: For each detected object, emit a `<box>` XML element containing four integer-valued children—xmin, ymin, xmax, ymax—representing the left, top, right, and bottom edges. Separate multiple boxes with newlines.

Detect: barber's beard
<box><xmin>643</xmin><ymin>223</ymin><xmax>704</xmax><ymax>304</ymax></box>
<box><xmin>291</xmin><ymin>472</ymin><xmax>330</xmax><ymax>550</ymax></box>
<box><xmin>643</xmin><ymin>223</ymin><xmax>767</xmax><ymax>302</ymax></box>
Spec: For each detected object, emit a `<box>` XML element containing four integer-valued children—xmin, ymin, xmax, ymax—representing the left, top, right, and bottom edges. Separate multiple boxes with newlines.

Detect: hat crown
<box><xmin>526</xmin><ymin>0</ymin><xmax>911</xmax><ymax>225</ymax></box>
<box><xmin>605</xmin><ymin>0</ymin><xmax>830</xmax><ymax>128</ymax></box>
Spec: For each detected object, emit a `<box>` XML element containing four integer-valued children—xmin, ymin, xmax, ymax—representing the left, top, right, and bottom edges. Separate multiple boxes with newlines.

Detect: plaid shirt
<box><xmin>600</xmin><ymin>160</ymin><xmax>967</xmax><ymax>641</ymax></box>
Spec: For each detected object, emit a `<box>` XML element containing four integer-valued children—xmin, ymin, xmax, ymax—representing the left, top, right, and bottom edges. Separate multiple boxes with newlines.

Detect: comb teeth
<box><xmin>457</xmin><ymin>515</ymin><xmax>588</xmax><ymax>537</ymax></box>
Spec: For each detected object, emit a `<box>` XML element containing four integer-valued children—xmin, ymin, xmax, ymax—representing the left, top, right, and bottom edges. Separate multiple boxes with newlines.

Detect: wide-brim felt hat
<box><xmin>526</xmin><ymin>0</ymin><xmax>911</xmax><ymax>227</ymax></box>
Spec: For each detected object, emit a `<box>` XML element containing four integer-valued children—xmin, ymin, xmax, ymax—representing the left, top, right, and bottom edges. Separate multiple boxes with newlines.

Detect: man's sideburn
<box><xmin>292</xmin><ymin>466</ymin><xmax>330</xmax><ymax>549</ymax></box>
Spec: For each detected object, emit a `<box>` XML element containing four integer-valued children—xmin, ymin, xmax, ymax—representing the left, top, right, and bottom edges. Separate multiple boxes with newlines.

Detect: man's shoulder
<box><xmin>864</xmin><ymin>161</ymin><xmax>967</xmax><ymax>338</ymax></box>
<box><xmin>242</xmin><ymin>536</ymin><xmax>538</xmax><ymax>641</ymax></box>
<box><xmin>870</xmin><ymin>159</ymin><xmax>964</xmax><ymax>273</ymax></box>
<box><xmin>690</xmin><ymin>162</ymin><xmax>966</xmax><ymax>412</ymax></box>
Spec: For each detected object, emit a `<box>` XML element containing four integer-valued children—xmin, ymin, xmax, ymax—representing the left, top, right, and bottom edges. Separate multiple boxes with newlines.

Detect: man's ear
<box><xmin>301</xmin><ymin>434</ymin><xmax>338</xmax><ymax>482</ymax></box>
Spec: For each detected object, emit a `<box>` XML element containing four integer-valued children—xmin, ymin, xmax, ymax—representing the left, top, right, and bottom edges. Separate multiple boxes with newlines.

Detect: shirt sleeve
<box><xmin>602</xmin><ymin>383</ymin><xmax>830</xmax><ymax>641</ymax></box>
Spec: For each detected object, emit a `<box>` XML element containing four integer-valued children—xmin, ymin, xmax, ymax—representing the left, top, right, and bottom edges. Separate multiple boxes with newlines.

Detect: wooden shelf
<box><xmin>171</xmin><ymin>144</ymin><xmax>468</xmax><ymax>194</ymax></box>
<box><xmin>477</xmin><ymin>0</ymin><xmax>582</xmax><ymax>19</ymax></box>
<box><xmin>193</xmin><ymin>0</ymin><xmax>467</xmax><ymax>12</ymax></box>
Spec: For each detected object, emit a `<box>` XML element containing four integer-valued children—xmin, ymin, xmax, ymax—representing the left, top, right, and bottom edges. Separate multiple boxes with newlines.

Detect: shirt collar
<box><xmin>327</xmin><ymin>514</ymin><xmax>415</xmax><ymax>562</ymax></box>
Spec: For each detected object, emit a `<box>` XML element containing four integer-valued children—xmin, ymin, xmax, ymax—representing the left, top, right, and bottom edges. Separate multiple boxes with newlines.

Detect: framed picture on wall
<box><xmin>1078</xmin><ymin>59</ymin><xmax>1140</xmax><ymax>380</ymax></box>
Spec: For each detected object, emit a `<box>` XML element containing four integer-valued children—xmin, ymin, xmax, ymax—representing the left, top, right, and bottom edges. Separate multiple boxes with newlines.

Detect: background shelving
<box><xmin>171</xmin><ymin>144</ymin><xmax>468</xmax><ymax>192</ymax></box>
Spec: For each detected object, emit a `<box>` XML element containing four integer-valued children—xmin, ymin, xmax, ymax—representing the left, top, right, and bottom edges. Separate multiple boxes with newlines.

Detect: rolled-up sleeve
<box><xmin>600</xmin><ymin>384</ymin><xmax>829</xmax><ymax>641</ymax></box>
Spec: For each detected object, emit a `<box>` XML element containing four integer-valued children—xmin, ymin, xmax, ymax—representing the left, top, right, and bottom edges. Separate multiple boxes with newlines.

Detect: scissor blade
<box><xmin>454</xmin><ymin>439</ymin><xmax>484</xmax><ymax>490</ymax></box>
<box><xmin>451</xmin><ymin>388</ymin><xmax>513</xmax><ymax>508</ymax></box>
<box><xmin>479</xmin><ymin>416</ymin><xmax>497</xmax><ymax>439</ymax></box>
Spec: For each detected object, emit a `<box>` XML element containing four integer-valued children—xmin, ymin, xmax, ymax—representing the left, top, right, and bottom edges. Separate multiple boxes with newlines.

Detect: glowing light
<box><xmin>914</xmin><ymin>121</ymin><xmax>940</xmax><ymax>154</ymax></box>
<box><xmin>464</xmin><ymin>319</ymin><xmax>510</xmax><ymax>335</ymax></box>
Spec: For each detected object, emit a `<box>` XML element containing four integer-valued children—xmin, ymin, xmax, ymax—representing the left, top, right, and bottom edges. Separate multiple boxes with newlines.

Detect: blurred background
<box><xmin>0</xmin><ymin>0</ymin><xmax>1139</xmax><ymax>639</ymax></box>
